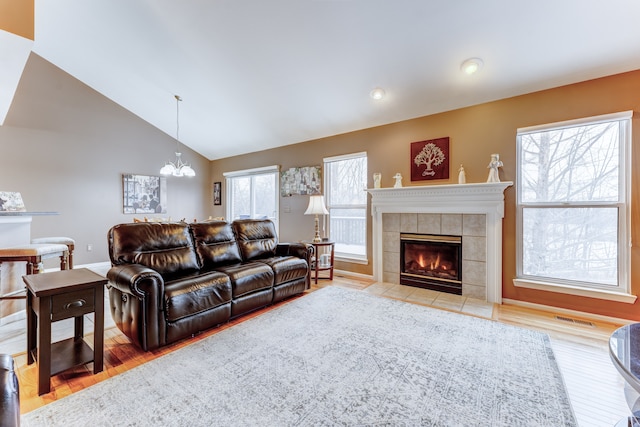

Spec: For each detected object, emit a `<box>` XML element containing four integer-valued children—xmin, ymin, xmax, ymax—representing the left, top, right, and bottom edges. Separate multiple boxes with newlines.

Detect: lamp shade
<box><xmin>304</xmin><ymin>195</ymin><xmax>329</xmax><ymax>215</ymax></box>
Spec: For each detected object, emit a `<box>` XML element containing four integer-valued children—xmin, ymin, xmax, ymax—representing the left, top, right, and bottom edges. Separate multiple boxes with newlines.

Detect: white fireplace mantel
<box><xmin>367</xmin><ymin>182</ymin><xmax>513</xmax><ymax>303</ymax></box>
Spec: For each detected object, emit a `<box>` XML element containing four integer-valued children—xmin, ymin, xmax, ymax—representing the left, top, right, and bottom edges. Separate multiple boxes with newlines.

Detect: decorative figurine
<box><xmin>487</xmin><ymin>153</ymin><xmax>503</xmax><ymax>183</ymax></box>
<box><xmin>373</xmin><ymin>173</ymin><xmax>382</xmax><ymax>188</ymax></box>
<box><xmin>458</xmin><ymin>164</ymin><xmax>466</xmax><ymax>184</ymax></box>
<box><xmin>393</xmin><ymin>173</ymin><xmax>403</xmax><ymax>188</ymax></box>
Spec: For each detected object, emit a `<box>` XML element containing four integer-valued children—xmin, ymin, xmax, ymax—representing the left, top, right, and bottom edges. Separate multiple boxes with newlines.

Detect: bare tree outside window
<box><xmin>518</xmin><ymin>116</ymin><xmax>629</xmax><ymax>290</ymax></box>
<box><xmin>325</xmin><ymin>153</ymin><xmax>367</xmax><ymax>259</ymax></box>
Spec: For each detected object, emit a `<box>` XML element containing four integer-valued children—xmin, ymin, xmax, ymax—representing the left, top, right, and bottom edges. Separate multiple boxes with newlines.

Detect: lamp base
<box><xmin>313</xmin><ymin>215</ymin><xmax>322</xmax><ymax>243</ymax></box>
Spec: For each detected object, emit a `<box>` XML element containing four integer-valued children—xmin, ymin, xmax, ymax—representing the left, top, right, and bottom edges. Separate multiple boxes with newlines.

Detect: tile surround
<box><xmin>382</xmin><ymin>213</ymin><xmax>488</xmax><ymax>299</ymax></box>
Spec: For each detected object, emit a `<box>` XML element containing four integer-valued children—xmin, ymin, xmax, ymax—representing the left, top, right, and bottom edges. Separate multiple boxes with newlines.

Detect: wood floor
<box><xmin>9</xmin><ymin>274</ymin><xmax>631</xmax><ymax>426</ymax></box>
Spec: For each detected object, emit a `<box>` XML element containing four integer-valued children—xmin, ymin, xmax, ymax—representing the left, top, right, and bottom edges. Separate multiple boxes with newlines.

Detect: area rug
<box><xmin>22</xmin><ymin>286</ymin><xmax>577</xmax><ymax>426</ymax></box>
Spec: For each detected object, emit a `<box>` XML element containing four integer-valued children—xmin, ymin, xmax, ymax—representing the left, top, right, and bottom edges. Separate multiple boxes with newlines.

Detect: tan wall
<box><xmin>211</xmin><ymin>69</ymin><xmax>640</xmax><ymax>320</ymax></box>
<box><xmin>0</xmin><ymin>0</ymin><xmax>34</xmax><ymax>40</ymax></box>
<box><xmin>0</xmin><ymin>53</ymin><xmax>211</xmax><ymax>265</ymax></box>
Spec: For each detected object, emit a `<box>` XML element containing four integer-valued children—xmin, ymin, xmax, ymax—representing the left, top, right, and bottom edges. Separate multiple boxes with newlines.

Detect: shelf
<box><xmin>50</xmin><ymin>337</ymin><xmax>94</xmax><ymax>376</ymax></box>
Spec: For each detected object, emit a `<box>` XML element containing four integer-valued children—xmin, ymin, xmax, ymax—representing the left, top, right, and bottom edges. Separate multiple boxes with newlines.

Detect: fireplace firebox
<box><xmin>400</xmin><ymin>233</ymin><xmax>462</xmax><ymax>294</ymax></box>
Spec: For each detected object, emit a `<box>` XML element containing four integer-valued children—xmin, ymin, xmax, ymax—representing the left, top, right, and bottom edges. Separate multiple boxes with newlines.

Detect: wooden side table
<box><xmin>23</xmin><ymin>268</ymin><xmax>107</xmax><ymax>395</ymax></box>
<box><xmin>308</xmin><ymin>241</ymin><xmax>335</xmax><ymax>284</ymax></box>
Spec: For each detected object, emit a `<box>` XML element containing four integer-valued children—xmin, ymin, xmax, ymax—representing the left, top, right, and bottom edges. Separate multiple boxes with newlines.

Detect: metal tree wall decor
<box><xmin>411</xmin><ymin>137</ymin><xmax>450</xmax><ymax>181</ymax></box>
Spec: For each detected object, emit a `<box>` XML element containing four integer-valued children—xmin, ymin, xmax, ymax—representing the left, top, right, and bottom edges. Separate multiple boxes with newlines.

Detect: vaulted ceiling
<box><xmin>17</xmin><ymin>1</ymin><xmax>640</xmax><ymax>159</ymax></box>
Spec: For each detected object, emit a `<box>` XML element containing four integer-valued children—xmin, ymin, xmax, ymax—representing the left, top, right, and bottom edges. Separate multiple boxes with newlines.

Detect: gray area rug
<box><xmin>22</xmin><ymin>286</ymin><xmax>577</xmax><ymax>426</ymax></box>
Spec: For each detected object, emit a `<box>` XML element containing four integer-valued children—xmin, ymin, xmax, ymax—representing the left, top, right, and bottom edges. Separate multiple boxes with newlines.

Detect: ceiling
<box><xmin>28</xmin><ymin>0</ymin><xmax>640</xmax><ymax>160</ymax></box>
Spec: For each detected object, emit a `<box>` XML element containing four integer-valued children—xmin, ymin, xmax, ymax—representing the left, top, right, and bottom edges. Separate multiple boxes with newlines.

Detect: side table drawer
<box><xmin>51</xmin><ymin>288</ymin><xmax>95</xmax><ymax>321</ymax></box>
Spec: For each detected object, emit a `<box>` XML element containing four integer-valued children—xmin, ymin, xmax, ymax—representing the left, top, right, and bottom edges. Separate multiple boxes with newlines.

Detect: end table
<box><xmin>307</xmin><ymin>241</ymin><xmax>335</xmax><ymax>284</ymax></box>
<box><xmin>23</xmin><ymin>268</ymin><xmax>107</xmax><ymax>395</ymax></box>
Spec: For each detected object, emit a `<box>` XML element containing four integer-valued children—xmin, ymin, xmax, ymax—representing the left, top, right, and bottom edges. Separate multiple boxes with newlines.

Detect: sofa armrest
<box><xmin>107</xmin><ymin>264</ymin><xmax>166</xmax><ymax>350</ymax></box>
<box><xmin>276</xmin><ymin>243</ymin><xmax>313</xmax><ymax>262</ymax></box>
<box><xmin>107</xmin><ymin>264</ymin><xmax>164</xmax><ymax>301</ymax></box>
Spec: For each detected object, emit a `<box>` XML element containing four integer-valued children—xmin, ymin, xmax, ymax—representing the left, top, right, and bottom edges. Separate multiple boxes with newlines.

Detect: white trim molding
<box><xmin>367</xmin><ymin>182</ymin><xmax>512</xmax><ymax>304</ymax></box>
<box><xmin>513</xmin><ymin>278</ymin><xmax>637</xmax><ymax>304</ymax></box>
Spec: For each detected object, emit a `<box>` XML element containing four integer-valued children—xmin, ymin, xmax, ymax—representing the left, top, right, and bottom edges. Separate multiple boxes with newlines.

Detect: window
<box><xmin>515</xmin><ymin>111</ymin><xmax>632</xmax><ymax>300</ymax></box>
<box><xmin>224</xmin><ymin>165</ymin><xmax>279</xmax><ymax>228</ymax></box>
<box><xmin>324</xmin><ymin>152</ymin><xmax>367</xmax><ymax>262</ymax></box>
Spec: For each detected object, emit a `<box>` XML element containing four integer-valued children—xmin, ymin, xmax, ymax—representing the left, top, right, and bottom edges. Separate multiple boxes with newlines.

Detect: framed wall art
<box><xmin>213</xmin><ymin>181</ymin><xmax>222</xmax><ymax>205</ymax></box>
<box><xmin>280</xmin><ymin>166</ymin><xmax>321</xmax><ymax>197</ymax></box>
<box><xmin>122</xmin><ymin>174</ymin><xmax>167</xmax><ymax>214</ymax></box>
<box><xmin>411</xmin><ymin>137</ymin><xmax>450</xmax><ymax>181</ymax></box>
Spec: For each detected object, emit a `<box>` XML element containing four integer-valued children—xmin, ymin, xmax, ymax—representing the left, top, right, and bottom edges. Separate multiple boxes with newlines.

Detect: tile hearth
<box><xmin>362</xmin><ymin>281</ymin><xmax>494</xmax><ymax>318</ymax></box>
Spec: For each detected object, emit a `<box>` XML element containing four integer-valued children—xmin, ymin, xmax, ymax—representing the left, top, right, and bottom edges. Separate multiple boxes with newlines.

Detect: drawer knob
<box><xmin>64</xmin><ymin>299</ymin><xmax>86</xmax><ymax>310</ymax></box>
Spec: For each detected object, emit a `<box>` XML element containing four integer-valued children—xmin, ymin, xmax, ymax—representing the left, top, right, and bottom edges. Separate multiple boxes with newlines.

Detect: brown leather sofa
<box><xmin>0</xmin><ymin>354</ymin><xmax>20</xmax><ymax>427</ymax></box>
<box><xmin>107</xmin><ymin>219</ymin><xmax>311</xmax><ymax>351</ymax></box>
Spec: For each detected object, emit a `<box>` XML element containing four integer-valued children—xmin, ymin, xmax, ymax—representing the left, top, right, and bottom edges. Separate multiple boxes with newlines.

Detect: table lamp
<box><xmin>304</xmin><ymin>195</ymin><xmax>329</xmax><ymax>243</ymax></box>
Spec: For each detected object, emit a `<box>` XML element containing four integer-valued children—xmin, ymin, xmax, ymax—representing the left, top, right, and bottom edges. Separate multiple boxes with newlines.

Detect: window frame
<box><xmin>513</xmin><ymin>111</ymin><xmax>634</xmax><ymax>303</ymax></box>
<box><xmin>223</xmin><ymin>165</ymin><xmax>280</xmax><ymax>231</ymax></box>
<box><xmin>323</xmin><ymin>152</ymin><xmax>368</xmax><ymax>264</ymax></box>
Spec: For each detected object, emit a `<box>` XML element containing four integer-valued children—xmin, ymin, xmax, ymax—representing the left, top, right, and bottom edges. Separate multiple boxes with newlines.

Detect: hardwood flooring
<box><xmin>6</xmin><ymin>273</ymin><xmax>632</xmax><ymax>426</ymax></box>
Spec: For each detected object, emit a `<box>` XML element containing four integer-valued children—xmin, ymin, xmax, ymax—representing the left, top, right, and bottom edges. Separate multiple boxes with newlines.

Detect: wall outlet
<box><xmin>87</xmin><ymin>244</ymin><xmax>93</xmax><ymax>252</ymax></box>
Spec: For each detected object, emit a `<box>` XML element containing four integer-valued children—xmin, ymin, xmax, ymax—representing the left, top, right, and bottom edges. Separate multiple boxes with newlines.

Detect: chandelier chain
<box><xmin>160</xmin><ymin>94</ymin><xmax>195</xmax><ymax>177</ymax></box>
<box><xmin>175</xmin><ymin>94</ymin><xmax>182</xmax><ymax>149</ymax></box>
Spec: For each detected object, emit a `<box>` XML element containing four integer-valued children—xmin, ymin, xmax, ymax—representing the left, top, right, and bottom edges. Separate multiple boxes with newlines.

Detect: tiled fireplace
<box><xmin>383</xmin><ymin>212</ymin><xmax>486</xmax><ymax>298</ymax></box>
<box><xmin>367</xmin><ymin>182</ymin><xmax>512</xmax><ymax>303</ymax></box>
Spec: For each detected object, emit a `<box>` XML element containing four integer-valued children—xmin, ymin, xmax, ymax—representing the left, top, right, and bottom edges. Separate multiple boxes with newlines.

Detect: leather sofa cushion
<box><xmin>215</xmin><ymin>262</ymin><xmax>274</xmax><ymax>298</ymax></box>
<box><xmin>258</xmin><ymin>256</ymin><xmax>308</xmax><ymax>285</ymax></box>
<box><xmin>232</xmin><ymin>219</ymin><xmax>277</xmax><ymax>261</ymax></box>
<box><xmin>109</xmin><ymin>222</ymin><xmax>199</xmax><ymax>276</ymax></box>
<box><xmin>164</xmin><ymin>271</ymin><xmax>232</xmax><ymax>322</ymax></box>
<box><xmin>190</xmin><ymin>221</ymin><xmax>243</xmax><ymax>268</ymax></box>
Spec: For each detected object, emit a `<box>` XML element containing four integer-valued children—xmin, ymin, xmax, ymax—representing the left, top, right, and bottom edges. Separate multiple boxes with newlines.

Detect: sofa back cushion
<box><xmin>108</xmin><ymin>222</ymin><xmax>200</xmax><ymax>276</ymax></box>
<box><xmin>190</xmin><ymin>221</ymin><xmax>243</xmax><ymax>269</ymax></box>
<box><xmin>232</xmin><ymin>219</ymin><xmax>278</xmax><ymax>261</ymax></box>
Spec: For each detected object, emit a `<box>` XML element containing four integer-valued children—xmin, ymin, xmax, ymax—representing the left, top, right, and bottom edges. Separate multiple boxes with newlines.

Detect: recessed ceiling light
<box><xmin>370</xmin><ymin>87</ymin><xmax>386</xmax><ymax>100</ymax></box>
<box><xmin>460</xmin><ymin>58</ymin><xmax>484</xmax><ymax>75</ymax></box>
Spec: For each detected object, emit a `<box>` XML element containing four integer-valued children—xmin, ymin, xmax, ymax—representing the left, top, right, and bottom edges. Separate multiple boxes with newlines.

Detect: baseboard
<box><xmin>77</xmin><ymin>261</ymin><xmax>111</xmax><ymax>271</ymax></box>
<box><xmin>333</xmin><ymin>269</ymin><xmax>373</xmax><ymax>281</ymax></box>
<box><xmin>0</xmin><ymin>309</ymin><xmax>25</xmax><ymax>326</ymax></box>
<box><xmin>502</xmin><ymin>298</ymin><xmax>635</xmax><ymax>326</ymax></box>
<box><xmin>43</xmin><ymin>260</ymin><xmax>111</xmax><ymax>273</ymax></box>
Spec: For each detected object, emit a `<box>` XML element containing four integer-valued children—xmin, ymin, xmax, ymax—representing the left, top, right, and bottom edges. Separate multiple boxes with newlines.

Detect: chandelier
<box><xmin>160</xmin><ymin>95</ymin><xmax>196</xmax><ymax>177</ymax></box>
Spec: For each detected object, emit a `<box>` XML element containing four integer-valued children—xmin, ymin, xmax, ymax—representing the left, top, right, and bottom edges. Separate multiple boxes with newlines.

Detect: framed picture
<box><xmin>213</xmin><ymin>182</ymin><xmax>222</xmax><ymax>205</ymax></box>
<box><xmin>411</xmin><ymin>137</ymin><xmax>450</xmax><ymax>181</ymax></box>
<box><xmin>280</xmin><ymin>166</ymin><xmax>321</xmax><ymax>197</ymax></box>
<box><xmin>122</xmin><ymin>174</ymin><xmax>167</xmax><ymax>214</ymax></box>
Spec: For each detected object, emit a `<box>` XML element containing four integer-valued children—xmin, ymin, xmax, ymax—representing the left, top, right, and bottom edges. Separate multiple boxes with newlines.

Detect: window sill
<box><xmin>513</xmin><ymin>278</ymin><xmax>637</xmax><ymax>304</ymax></box>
